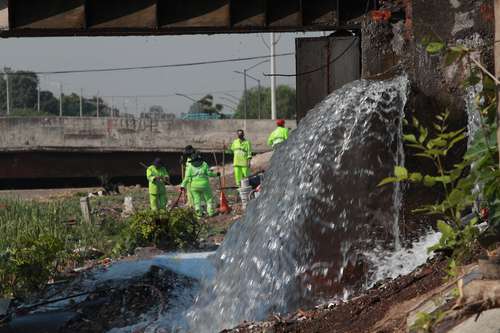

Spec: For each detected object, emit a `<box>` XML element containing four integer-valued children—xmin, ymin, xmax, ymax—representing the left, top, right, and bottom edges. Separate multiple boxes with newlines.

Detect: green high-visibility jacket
<box><xmin>230</xmin><ymin>139</ymin><xmax>252</xmax><ymax>167</ymax></box>
<box><xmin>146</xmin><ymin>165</ymin><xmax>169</xmax><ymax>195</ymax></box>
<box><xmin>267</xmin><ymin>127</ymin><xmax>289</xmax><ymax>148</ymax></box>
<box><xmin>181</xmin><ymin>162</ymin><xmax>217</xmax><ymax>189</ymax></box>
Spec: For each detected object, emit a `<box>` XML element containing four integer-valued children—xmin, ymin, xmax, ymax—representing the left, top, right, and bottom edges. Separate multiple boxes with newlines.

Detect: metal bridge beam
<box><xmin>0</xmin><ymin>0</ymin><xmax>376</xmax><ymax>37</ymax></box>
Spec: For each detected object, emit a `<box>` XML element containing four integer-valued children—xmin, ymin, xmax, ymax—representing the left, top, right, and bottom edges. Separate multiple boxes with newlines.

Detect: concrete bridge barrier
<box><xmin>0</xmin><ymin>117</ymin><xmax>296</xmax><ymax>188</ymax></box>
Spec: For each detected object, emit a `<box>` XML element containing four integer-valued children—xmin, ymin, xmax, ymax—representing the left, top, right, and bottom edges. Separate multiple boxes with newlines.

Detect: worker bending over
<box><xmin>230</xmin><ymin>129</ymin><xmax>252</xmax><ymax>187</ymax></box>
<box><xmin>146</xmin><ymin>158</ymin><xmax>170</xmax><ymax>211</ymax></box>
<box><xmin>181</xmin><ymin>153</ymin><xmax>219</xmax><ymax>217</ymax></box>
<box><xmin>267</xmin><ymin>119</ymin><xmax>289</xmax><ymax>148</ymax></box>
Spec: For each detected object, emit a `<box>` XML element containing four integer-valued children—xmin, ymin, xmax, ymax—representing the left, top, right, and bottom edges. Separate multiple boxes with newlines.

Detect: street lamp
<box><xmin>222</xmin><ymin>93</ymin><xmax>240</xmax><ymax>104</ymax></box>
<box><xmin>234</xmin><ymin>59</ymin><xmax>269</xmax><ymax>120</ymax></box>
<box><xmin>219</xmin><ymin>96</ymin><xmax>238</xmax><ymax>108</ymax></box>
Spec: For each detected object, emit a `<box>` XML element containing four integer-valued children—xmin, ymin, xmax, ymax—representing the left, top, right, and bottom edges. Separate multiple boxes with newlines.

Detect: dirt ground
<box><xmin>225</xmin><ymin>258</ymin><xmax>448</xmax><ymax>333</ymax></box>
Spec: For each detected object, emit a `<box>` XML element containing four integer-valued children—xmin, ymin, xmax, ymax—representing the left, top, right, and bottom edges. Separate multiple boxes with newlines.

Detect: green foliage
<box><xmin>410</xmin><ymin>310</ymin><xmax>446</xmax><ymax>333</ymax></box>
<box><xmin>0</xmin><ymin>234</ymin><xmax>67</xmax><ymax>299</ymax></box>
<box><xmin>381</xmin><ymin>41</ymin><xmax>500</xmax><ymax>259</ymax></box>
<box><xmin>188</xmin><ymin>94</ymin><xmax>227</xmax><ymax>118</ymax></box>
<box><xmin>379</xmin><ymin>109</ymin><xmax>481</xmax><ymax>260</ymax></box>
<box><xmin>233</xmin><ymin>85</ymin><xmax>296</xmax><ymax>119</ymax></box>
<box><xmin>113</xmin><ymin>208</ymin><xmax>201</xmax><ymax>255</ymax></box>
<box><xmin>0</xmin><ymin>69</ymin><xmax>115</xmax><ymax>117</ymax></box>
<box><xmin>426</xmin><ymin>42</ymin><xmax>445</xmax><ymax>55</ymax></box>
<box><xmin>0</xmin><ymin>199</ymin><xmax>81</xmax><ymax>298</ymax></box>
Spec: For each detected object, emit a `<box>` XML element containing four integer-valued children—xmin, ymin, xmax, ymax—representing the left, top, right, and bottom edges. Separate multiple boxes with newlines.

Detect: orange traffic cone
<box><xmin>219</xmin><ymin>190</ymin><xmax>231</xmax><ymax>214</ymax></box>
<box><xmin>218</xmin><ymin>175</ymin><xmax>231</xmax><ymax>214</ymax></box>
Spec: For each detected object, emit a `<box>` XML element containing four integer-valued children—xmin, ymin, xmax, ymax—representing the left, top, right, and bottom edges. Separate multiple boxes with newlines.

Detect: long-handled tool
<box><xmin>217</xmin><ymin>144</ymin><xmax>231</xmax><ymax>214</ymax></box>
<box><xmin>169</xmin><ymin>190</ymin><xmax>184</xmax><ymax>213</ymax></box>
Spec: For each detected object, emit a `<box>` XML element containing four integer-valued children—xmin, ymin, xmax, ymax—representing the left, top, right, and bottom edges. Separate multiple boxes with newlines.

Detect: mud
<box><xmin>225</xmin><ymin>257</ymin><xmax>448</xmax><ymax>333</ymax></box>
<box><xmin>63</xmin><ymin>266</ymin><xmax>195</xmax><ymax>333</ymax></box>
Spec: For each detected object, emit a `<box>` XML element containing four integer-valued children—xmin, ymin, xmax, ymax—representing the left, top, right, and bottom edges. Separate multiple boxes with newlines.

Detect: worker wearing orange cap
<box><xmin>267</xmin><ymin>119</ymin><xmax>289</xmax><ymax>149</ymax></box>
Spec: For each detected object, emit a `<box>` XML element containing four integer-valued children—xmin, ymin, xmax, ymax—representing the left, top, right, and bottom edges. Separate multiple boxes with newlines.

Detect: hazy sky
<box><xmin>0</xmin><ymin>32</ymin><xmax>326</xmax><ymax>116</ymax></box>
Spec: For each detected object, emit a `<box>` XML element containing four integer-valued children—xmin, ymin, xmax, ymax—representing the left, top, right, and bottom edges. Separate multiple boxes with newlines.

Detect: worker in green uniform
<box><xmin>180</xmin><ymin>153</ymin><xmax>219</xmax><ymax>217</ymax></box>
<box><xmin>181</xmin><ymin>145</ymin><xmax>196</xmax><ymax>207</ymax></box>
<box><xmin>146</xmin><ymin>158</ymin><xmax>170</xmax><ymax>211</ymax></box>
<box><xmin>230</xmin><ymin>129</ymin><xmax>252</xmax><ymax>187</ymax></box>
<box><xmin>267</xmin><ymin>119</ymin><xmax>289</xmax><ymax>148</ymax></box>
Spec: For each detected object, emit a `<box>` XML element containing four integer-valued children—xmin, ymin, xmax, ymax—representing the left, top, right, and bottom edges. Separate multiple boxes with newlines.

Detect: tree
<box><xmin>234</xmin><ymin>85</ymin><xmax>296</xmax><ymax>119</ymax></box>
<box><xmin>60</xmin><ymin>94</ymin><xmax>111</xmax><ymax>117</ymax></box>
<box><xmin>0</xmin><ymin>70</ymin><xmax>38</xmax><ymax>114</ymax></box>
<box><xmin>141</xmin><ymin>105</ymin><xmax>174</xmax><ymax>119</ymax></box>
<box><xmin>188</xmin><ymin>95</ymin><xmax>224</xmax><ymax>116</ymax></box>
<box><xmin>39</xmin><ymin>91</ymin><xmax>59</xmax><ymax>115</ymax></box>
<box><xmin>10</xmin><ymin>71</ymin><xmax>38</xmax><ymax>110</ymax></box>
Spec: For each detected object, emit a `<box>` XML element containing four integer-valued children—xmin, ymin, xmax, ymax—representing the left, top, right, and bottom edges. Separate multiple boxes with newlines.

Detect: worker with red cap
<box><xmin>267</xmin><ymin>119</ymin><xmax>289</xmax><ymax>149</ymax></box>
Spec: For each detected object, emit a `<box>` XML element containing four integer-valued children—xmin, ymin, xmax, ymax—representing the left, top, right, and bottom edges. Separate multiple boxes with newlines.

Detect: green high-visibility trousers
<box><xmin>234</xmin><ymin>166</ymin><xmax>250</xmax><ymax>187</ymax></box>
<box><xmin>150</xmin><ymin>193</ymin><xmax>167</xmax><ymax>211</ymax></box>
<box><xmin>186</xmin><ymin>183</ymin><xmax>194</xmax><ymax>208</ymax></box>
<box><xmin>191</xmin><ymin>186</ymin><xmax>215</xmax><ymax>217</ymax></box>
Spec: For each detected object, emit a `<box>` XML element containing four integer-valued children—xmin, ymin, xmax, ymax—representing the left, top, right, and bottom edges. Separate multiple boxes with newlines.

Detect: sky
<box><xmin>0</xmin><ymin>32</ymin><xmax>326</xmax><ymax>116</ymax></box>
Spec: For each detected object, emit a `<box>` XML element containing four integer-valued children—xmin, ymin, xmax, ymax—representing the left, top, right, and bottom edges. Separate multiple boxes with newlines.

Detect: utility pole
<box><xmin>243</xmin><ymin>69</ymin><xmax>248</xmax><ymax>120</ymax></box>
<box><xmin>4</xmin><ymin>69</ymin><xmax>10</xmax><ymax>116</ymax></box>
<box><xmin>258</xmin><ymin>79</ymin><xmax>262</xmax><ymax>119</ymax></box>
<box><xmin>59</xmin><ymin>83</ymin><xmax>63</xmax><ymax>117</ymax></box>
<box><xmin>270</xmin><ymin>32</ymin><xmax>277</xmax><ymax>120</ymax></box>
<box><xmin>496</xmin><ymin>0</ymin><xmax>500</xmax><ymax>166</ymax></box>
<box><xmin>79</xmin><ymin>89</ymin><xmax>83</xmax><ymax>117</ymax></box>
<box><xmin>37</xmin><ymin>83</ymin><xmax>40</xmax><ymax>113</ymax></box>
<box><xmin>96</xmin><ymin>92</ymin><xmax>100</xmax><ymax>117</ymax></box>
<box><xmin>111</xmin><ymin>96</ymin><xmax>114</xmax><ymax>117</ymax></box>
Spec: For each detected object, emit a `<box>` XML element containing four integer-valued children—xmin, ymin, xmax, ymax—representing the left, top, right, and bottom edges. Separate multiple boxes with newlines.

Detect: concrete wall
<box><xmin>0</xmin><ymin>117</ymin><xmax>296</xmax><ymax>153</ymax></box>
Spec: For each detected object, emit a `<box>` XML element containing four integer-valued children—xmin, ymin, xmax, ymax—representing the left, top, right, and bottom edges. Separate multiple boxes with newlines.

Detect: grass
<box><xmin>0</xmin><ymin>188</ymin><xmax>197</xmax><ymax>299</ymax></box>
<box><xmin>0</xmin><ymin>198</ymin><xmax>89</xmax><ymax>298</ymax></box>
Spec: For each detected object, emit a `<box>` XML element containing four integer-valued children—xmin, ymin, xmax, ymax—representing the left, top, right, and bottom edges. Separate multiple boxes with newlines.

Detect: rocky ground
<box><xmin>225</xmin><ymin>258</ymin><xmax>448</xmax><ymax>333</ymax></box>
<box><xmin>64</xmin><ymin>265</ymin><xmax>196</xmax><ymax>333</ymax></box>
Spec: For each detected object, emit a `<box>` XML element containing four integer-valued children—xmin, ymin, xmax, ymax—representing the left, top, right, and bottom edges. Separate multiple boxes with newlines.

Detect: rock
<box><xmin>478</xmin><ymin>258</ymin><xmax>500</xmax><ymax>279</ymax></box>
<box><xmin>73</xmin><ymin>247</ymin><xmax>104</xmax><ymax>260</ymax></box>
<box><xmin>455</xmin><ymin>279</ymin><xmax>500</xmax><ymax>309</ymax></box>
<box><xmin>0</xmin><ymin>298</ymin><xmax>11</xmax><ymax>316</ymax></box>
<box><xmin>122</xmin><ymin>196</ymin><xmax>135</xmax><ymax>218</ymax></box>
<box><xmin>448</xmin><ymin>309</ymin><xmax>500</xmax><ymax>333</ymax></box>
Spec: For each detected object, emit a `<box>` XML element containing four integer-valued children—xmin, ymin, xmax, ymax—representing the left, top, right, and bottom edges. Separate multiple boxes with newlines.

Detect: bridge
<box><xmin>0</xmin><ymin>117</ymin><xmax>295</xmax><ymax>188</ymax></box>
<box><xmin>0</xmin><ymin>0</ymin><xmax>376</xmax><ymax>37</ymax></box>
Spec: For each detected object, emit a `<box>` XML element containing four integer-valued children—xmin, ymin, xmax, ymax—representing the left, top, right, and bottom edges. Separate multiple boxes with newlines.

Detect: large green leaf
<box><xmin>437</xmin><ymin>220</ymin><xmax>456</xmax><ymax>241</ymax></box>
<box><xmin>409</xmin><ymin>172</ymin><xmax>423</xmax><ymax>182</ymax></box>
<box><xmin>403</xmin><ymin>134</ymin><xmax>418</xmax><ymax>143</ymax></box>
<box><xmin>423</xmin><ymin>175</ymin><xmax>437</xmax><ymax>187</ymax></box>
<box><xmin>377</xmin><ymin>177</ymin><xmax>398</xmax><ymax>187</ymax></box>
<box><xmin>426</xmin><ymin>42</ymin><xmax>445</xmax><ymax>54</ymax></box>
<box><xmin>394</xmin><ymin>166</ymin><xmax>408</xmax><ymax>180</ymax></box>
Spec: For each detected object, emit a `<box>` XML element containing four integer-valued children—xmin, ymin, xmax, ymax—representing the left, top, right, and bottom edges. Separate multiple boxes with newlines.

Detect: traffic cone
<box><xmin>219</xmin><ymin>190</ymin><xmax>231</xmax><ymax>214</ymax></box>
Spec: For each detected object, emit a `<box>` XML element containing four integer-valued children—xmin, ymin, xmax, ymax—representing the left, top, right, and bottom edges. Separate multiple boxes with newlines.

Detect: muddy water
<box><xmin>186</xmin><ymin>77</ymin><xmax>410</xmax><ymax>332</ymax></box>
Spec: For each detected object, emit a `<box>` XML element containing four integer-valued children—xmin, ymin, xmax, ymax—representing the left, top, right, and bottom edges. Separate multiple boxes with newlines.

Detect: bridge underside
<box><xmin>0</xmin><ymin>0</ymin><xmax>376</xmax><ymax>37</ymax></box>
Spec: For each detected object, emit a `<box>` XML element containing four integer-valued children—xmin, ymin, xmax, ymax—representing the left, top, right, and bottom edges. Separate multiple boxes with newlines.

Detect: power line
<box><xmin>263</xmin><ymin>37</ymin><xmax>358</xmax><ymax>78</ymax></box>
<box><xmin>7</xmin><ymin>53</ymin><xmax>294</xmax><ymax>76</ymax></box>
<box><xmin>99</xmin><ymin>90</ymin><xmax>243</xmax><ymax>99</ymax></box>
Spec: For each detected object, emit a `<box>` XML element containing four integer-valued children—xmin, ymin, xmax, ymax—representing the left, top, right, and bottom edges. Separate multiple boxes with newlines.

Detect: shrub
<box><xmin>0</xmin><ymin>199</ymin><xmax>79</xmax><ymax>298</ymax></box>
<box><xmin>113</xmin><ymin>208</ymin><xmax>201</xmax><ymax>255</ymax></box>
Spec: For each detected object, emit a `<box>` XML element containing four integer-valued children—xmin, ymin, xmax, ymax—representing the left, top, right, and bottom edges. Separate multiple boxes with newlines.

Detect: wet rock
<box><xmin>448</xmin><ymin>309</ymin><xmax>500</xmax><ymax>333</ymax></box>
<box><xmin>63</xmin><ymin>266</ymin><xmax>195</xmax><ymax>333</ymax></box>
